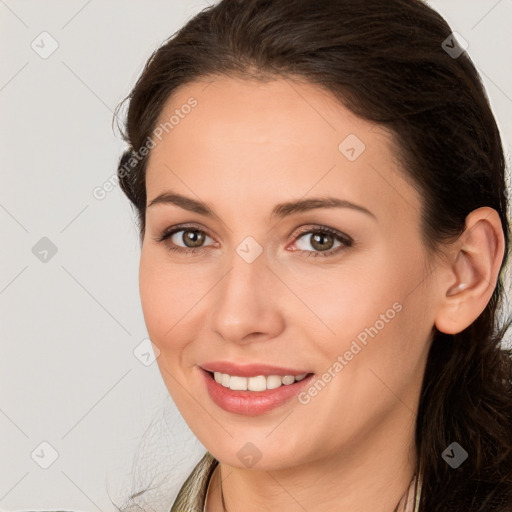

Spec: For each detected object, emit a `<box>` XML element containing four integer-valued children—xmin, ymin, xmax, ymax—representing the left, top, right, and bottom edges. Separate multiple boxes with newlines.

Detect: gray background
<box><xmin>1</xmin><ymin>0</ymin><xmax>511</xmax><ymax>510</ymax></box>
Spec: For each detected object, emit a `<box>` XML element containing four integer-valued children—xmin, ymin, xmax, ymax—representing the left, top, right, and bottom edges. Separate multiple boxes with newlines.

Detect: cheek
<box><xmin>138</xmin><ymin>248</ymin><xmax>211</xmax><ymax>356</ymax></box>
<box><xmin>139</xmin><ymin>253</ymin><xmax>165</xmax><ymax>337</ymax></box>
<box><xmin>311</xmin><ymin>250</ymin><xmax>429</xmax><ymax>365</ymax></box>
<box><xmin>139</xmin><ymin>249</ymin><xmax>182</xmax><ymax>346</ymax></box>
<box><xmin>292</xmin><ymin>257</ymin><xmax>396</xmax><ymax>338</ymax></box>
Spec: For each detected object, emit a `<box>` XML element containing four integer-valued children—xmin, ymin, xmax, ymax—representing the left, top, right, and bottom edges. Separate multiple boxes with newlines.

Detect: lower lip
<box><xmin>199</xmin><ymin>367</ymin><xmax>315</xmax><ymax>416</ymax></box>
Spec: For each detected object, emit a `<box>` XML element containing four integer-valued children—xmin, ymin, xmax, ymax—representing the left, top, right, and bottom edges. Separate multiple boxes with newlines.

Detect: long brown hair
<box><xmin>115</xmin><ymin>1</ymin><xmax>512</xmax><ymax>510</ymax></box>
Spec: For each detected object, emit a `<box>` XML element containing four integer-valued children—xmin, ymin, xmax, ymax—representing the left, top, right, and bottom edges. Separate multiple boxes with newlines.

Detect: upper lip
<box><xmin>200</xmin><ymin>361</ymin><xmax>314</xmax><ymax>377</ymax></box>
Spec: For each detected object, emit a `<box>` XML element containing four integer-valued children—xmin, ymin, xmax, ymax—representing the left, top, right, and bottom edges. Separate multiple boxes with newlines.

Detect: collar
<box><xmin>169</xmin><ymin>451</ymin><xmax>422</xmax><ymax>512</ymax></box>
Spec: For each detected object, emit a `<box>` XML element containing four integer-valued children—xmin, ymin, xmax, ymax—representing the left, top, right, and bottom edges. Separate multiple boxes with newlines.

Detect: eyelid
<box><xmin>153</xmin><ymin>223</ymin><xmax>217</xmax><ymax>248</ymax></box>
<box><xmin>290</xmin><ymin>225</ymin><xmax>352</xmax><ymax>244</ymax></box>
<box><xmin>287</xmin><ymin>225</ymin><xmax>353</xmax><ymax>256</ymax></box>
<box><xmin>154</xmin><ymin>222</ymin><xmax>353</xmax><ymax>256</ymax></box>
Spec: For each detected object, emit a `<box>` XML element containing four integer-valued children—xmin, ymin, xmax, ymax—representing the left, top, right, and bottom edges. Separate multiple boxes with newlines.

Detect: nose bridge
<box><xmin>209</xmin><ymin>238</ymin><xmax>284</xmax><ymax>343</ymax></box>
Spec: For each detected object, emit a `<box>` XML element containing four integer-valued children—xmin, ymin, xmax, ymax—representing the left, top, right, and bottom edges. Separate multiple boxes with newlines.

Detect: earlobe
<box><xmin>434</xmin><ymin>207</ymin><xmax>505</xmax><ymax>335</ymax></box>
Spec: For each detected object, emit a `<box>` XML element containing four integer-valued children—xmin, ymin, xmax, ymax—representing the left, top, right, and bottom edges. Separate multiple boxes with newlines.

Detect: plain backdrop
<box><xmin>1</xmin><ymin>0</ymin><xmax>511</xmax><ymax>510</ymax></box>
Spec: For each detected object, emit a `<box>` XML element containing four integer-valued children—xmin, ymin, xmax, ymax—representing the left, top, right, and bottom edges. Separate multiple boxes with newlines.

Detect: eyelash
<box><xmin>154</xmin><ymin>223</ymin><xmax>353</xmax><ymax>258</ymax></box>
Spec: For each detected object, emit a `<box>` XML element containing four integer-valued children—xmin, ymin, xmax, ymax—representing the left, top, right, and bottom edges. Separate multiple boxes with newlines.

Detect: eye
<box><xmin>154</xmin><ymin>224</ymin><xmax>353</xmax><ymax>258</ymax></box>
<box><xmin>155</xmin><ymin>224</ymin><xmax>215</xmax><ymax>255</ymax></box>
<box><xmin>290</xmin><ymin>226</ymin><xmax>353</xmax><ymax>257</ymax></box>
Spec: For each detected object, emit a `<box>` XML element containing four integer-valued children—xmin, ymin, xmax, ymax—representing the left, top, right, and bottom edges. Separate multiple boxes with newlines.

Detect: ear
<box><xmin>434</xmin><ymin>207</ymin><xmax>506</xmax><ymax>335</ymax></box>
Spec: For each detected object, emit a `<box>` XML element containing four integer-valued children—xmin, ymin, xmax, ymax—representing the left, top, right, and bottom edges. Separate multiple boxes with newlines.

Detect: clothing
<box><xmin>170</xmin><ymin>451</ymin><xmax>218</xmax><ymax>512</ymax></box>
<box><xmin>170</xmin><ymin>451</ymin><xmax>421</xmax><ymax>512</ymax></box>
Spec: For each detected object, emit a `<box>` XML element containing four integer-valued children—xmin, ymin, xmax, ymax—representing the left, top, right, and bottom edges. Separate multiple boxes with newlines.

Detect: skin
<box><xmin>139</xmin><ymin>77</ymin><xmax>505</xmax><ymax>512</ymax></box>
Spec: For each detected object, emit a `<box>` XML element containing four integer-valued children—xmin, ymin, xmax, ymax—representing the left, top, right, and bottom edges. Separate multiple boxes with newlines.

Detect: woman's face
<box><xmin>140</xmin><ymin>77</ymin><xmax>439</xmax><ymax>470</ymax></box>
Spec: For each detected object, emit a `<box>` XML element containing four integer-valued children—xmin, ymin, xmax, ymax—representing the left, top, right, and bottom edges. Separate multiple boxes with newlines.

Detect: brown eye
<box><xmin>178</xmin><ymin>229</ymin><xmax>207</xmax><ymax>248</ymax></box>
<box><xmin>309</xmin><ymin>232</ymin><xmax>335</xmax><ymax>251</ymax></box>
<box><xmin>293</xmin><ymin>227</ymin><xmax>353</xmax><ymax>257</ymax></box>
<box><xmin>155</xmin><ymin>224</ymin><xmax>352</xmax><ymax>258</ymax></box>
<box><xmin>155</xmin><ymin>225</ymin><xmax>215</xmax><ymax>255</ymax></box>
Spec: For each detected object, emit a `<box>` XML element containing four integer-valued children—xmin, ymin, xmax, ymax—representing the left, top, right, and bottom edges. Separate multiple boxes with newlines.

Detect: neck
<box><xmin>206</xmin><ymin>404</ymin><xmax>418</xmax><ymax>512</ymax></box>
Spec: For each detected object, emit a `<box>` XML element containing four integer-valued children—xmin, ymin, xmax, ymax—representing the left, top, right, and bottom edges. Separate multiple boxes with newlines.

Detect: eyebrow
<box><xmin>147</xmin><ymin>191</ymin><xmax>376</xmax><ymax>220</ymax></box>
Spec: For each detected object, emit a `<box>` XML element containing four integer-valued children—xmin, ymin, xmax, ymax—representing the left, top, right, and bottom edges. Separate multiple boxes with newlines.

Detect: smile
<box><xmin>199</xmin><ymin>367</ymin><xmax>315</xmax><ymax>416</ymax></box>
<box><xmin>213</xmin><ymin>371</ymin><xmax>308</xmax><ymax>391</ymax></box>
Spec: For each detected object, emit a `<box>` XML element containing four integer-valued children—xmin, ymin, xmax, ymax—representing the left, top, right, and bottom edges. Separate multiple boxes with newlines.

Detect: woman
<box><xmin>115</xmin><ymin>0</ymin><xmax>512</xmax><ymax>510</ymax></box>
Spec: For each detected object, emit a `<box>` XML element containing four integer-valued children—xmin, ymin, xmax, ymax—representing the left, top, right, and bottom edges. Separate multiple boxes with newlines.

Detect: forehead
<box><xmin>152</xmin><ymin>76</ymin><xmax>385</xmax><ymax>157</ymax></box>
<box><xmin>145</xmin><ymin>77</ymin><xmax>419</xmax><ymax>224</ymax></box>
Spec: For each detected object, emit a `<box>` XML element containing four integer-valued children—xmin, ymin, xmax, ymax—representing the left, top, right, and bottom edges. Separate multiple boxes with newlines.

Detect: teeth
<box><xmin>229</xmin><ymin>375</ymin><xmax>247</xmax><ymax>391</ymax></box>
<box><xmin>212</xmin><ymin>372</ymin><xmax>309</xmax><ymax>391</ymax></box>
<box><xmin>267</xmin><ymin>375</ymin><xmax>282</xmax><ymax>389</ymax></box>
<box><xmin>248</xmin><ymin>375</ymin><xmax>267</xmax><ymax>391</ymax></box>
<box><xmin>281</xmin><ymin>375</ymin><xmax>295</xmax><ymax>385</ymax></box>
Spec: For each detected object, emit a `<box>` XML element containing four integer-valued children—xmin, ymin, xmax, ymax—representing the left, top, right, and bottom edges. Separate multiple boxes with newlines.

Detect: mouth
<box><xmin>199</xmin><ymin>367</ymin><xmax>315</xmax><ymax>416</ymax></box>
<box><xmin>205</xmin><ymin>369</ymin><xmax>311</xmax><ymax>391</ymax></box>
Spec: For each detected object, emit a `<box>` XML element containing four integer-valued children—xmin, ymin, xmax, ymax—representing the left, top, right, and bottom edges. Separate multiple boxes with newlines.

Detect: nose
<box><xmin>209</xmin><ymin>247</ymin><xmax>286</xmax><ymax>345</ymax></box>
